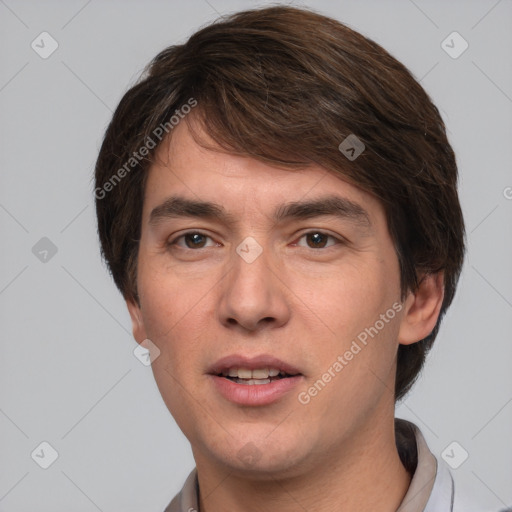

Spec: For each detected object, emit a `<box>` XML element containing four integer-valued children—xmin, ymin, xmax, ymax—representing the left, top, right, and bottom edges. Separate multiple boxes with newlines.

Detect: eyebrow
<box><xmin>149</xmin><ymin>194</ymin><xmax>372</xmax><ymax>230</ymax></box>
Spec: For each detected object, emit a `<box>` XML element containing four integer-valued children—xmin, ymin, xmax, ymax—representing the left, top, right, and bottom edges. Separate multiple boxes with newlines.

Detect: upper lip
<box><xmin>208</xmin><ymin>354</ymin><xmax>302</xmax><ymax>376</ymax></box>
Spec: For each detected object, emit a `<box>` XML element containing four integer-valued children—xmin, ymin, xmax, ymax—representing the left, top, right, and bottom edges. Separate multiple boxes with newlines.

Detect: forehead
<box><xmin>143</xmin><ymin>118</ymin><xmax>385</xmax><ymax>226</ymax></box>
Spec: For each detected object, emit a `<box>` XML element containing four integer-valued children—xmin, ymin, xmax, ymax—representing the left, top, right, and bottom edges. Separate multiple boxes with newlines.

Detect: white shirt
<box><xmin>164</xmin><ymin>419</ymin><xmax>477</xmax><ymax>511</ymax></box>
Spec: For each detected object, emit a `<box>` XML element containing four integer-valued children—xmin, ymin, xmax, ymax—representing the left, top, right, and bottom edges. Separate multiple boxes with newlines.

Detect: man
<box><xmin>94</xmin><ymin>6</ymin><xmax>469</xmax><ymax>511</ymax></box>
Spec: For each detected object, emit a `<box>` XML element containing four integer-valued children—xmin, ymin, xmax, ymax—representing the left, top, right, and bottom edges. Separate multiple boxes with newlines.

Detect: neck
<box><xmin>194</xmin><ymin>413</ymin><xmax>412</xmax><ymax>512</ymax></box>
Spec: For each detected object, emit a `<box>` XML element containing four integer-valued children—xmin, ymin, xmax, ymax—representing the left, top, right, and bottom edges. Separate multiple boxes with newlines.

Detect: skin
<box><xmin>127</xmin><ymin>116</ymin><xmax>444</xmax><ymax>512</ymax></box>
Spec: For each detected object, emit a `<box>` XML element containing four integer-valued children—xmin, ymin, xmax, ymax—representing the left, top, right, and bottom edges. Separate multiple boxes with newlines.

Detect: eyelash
<box><xmin>167</xmin><ymin>230</ymin><xmax>343</xmax><ymax>250</ymax></box>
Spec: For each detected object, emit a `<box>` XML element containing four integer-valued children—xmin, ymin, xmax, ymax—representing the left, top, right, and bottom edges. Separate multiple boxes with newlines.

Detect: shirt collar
<box><xmin>397</xmin><ymin>419</ymin><xmax>454</xmax><ymax>511</ymax></box>
<box><xmin>164</xmin><ymin>419</ymin><xmax>454</xmax><ymax>512</ymax></box>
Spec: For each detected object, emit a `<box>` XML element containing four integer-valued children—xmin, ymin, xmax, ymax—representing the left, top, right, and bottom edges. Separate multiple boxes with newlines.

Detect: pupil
<box><xmin>186</xmin><ymin>233</ymin><xmax>206</xmax><ymax>248</ymax></box>
<box><xmin>308</xmin><ymin>233</ymin><xmax>326</xmax><ymax>248</ymax></box>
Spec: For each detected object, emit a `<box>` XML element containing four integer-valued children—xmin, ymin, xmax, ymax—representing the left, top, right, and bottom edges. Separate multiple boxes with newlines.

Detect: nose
<box><xmin>217</xmin><ymin>241</ymin><xmax>291</xmax><ymax>332</ymax></box>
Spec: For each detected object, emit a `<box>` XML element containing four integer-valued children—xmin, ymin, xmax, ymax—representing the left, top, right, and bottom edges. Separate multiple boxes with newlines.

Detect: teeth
<box><xmin>252</xmin><ymin>368</ymin><xmax>269</xmax><ymax>379</ymax></box>
<box><xmin>223</xmin><ymin>367</ymin><xmax>285</xmax><ymax>379</ymax></box>
<box><xmin>238</xmin><ymin>368</ymin><xmax>253</xmax><ymax>379</ymax></box>
<box><xmin>233</xmin><ymin>378</ymin><xmax>271</xmax><ymax>385</ymax></box>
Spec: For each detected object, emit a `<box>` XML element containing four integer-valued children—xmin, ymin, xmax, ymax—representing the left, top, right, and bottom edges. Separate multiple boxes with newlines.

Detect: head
<box><xmin>95</xmin><ymin>6</ymin><xmax>465</xmax><ymax>475</ymax></box>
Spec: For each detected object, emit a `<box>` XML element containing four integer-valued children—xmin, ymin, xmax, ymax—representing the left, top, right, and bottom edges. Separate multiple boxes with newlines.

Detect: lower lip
<box><xmin>209</xmin><ymin>375</ymin><xmax>303</xmax><ymax>406</ymax></box>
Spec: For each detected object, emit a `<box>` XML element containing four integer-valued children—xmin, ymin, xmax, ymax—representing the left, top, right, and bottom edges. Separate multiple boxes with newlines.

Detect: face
<box><xmin>127</xmin><ymin>118</ymin><xmax>439</xmax><ymax>478</ymax></box>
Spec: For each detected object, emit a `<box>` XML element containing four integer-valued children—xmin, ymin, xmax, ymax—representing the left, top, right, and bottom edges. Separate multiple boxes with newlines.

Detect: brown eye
<box><xmin>184</xmin><ymin>233</ymin><xmax>208</xmax><ymax>248</ymax></box>
<box><xmin>306</xmin><ymin>232</ymin><xmax>329</xmax><ymax>248</ymax></box>
<box><xmin>295</xmin><ymin>231</ymin><xmax>339</xmax><ymax>249</ymax></box>
<box><xmin>168</xmin><ymin>232</ymin><xmax>216</xmax><ymax>249</ymax></box>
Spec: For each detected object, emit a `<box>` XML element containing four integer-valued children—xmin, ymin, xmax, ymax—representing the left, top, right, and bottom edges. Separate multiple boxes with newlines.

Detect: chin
<box><xmin>207</xmin><ymin>437</ymin><xmax>314</xmax><ymax>480</ymax></box>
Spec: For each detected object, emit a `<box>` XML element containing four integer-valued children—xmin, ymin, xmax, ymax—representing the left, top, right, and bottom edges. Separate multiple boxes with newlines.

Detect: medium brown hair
<box><xmin>95</xmin><ymin>5</ymin><xmax>465</xmax><ymax>401</ymax></box>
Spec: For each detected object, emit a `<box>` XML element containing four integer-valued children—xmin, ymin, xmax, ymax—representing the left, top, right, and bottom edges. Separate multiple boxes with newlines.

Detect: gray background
<box><xmin>1</xmin><ymin>0</ymin><xmax>511</xmax><ymax>510</ymax></box>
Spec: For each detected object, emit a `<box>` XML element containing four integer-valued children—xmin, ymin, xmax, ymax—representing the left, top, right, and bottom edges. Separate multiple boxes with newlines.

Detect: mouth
<box><xmin>207</xmin><ymin>354</ymin><xmax>304</xmax><ymax>406</ymax></box>
<box><xmin>208</xmin><ymin>354</ymin><xmax>303</xmax><ymax>381</ymax></box>
<box><xmin>217</xmin><ymin>366</ymin><xmax>300</xmax><ymax>385</ymax></box>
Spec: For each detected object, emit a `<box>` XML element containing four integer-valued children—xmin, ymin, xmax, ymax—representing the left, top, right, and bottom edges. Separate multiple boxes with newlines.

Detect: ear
<box><xmin>398</xmin><ymin>271</ymin><xmax>444</xmax><ymax>346</ymax></box>
<box><xmin>126</xmin><ymin>298</ymin><xmax>147</xmax><ymax>345</ymax></box>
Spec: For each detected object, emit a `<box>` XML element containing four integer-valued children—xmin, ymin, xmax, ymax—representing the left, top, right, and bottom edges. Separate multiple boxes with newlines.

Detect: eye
<box><xmin>292</xmin><ymin>231</ymin><xmax>342</xmax><ymax>249</ymax></box>
<box><xmin>167</xmin><ymin>230</ymin><xmax>342</xmax><ymax>251</ymax></box>
<box><xmin>168</xmin><ymin>231</ymin><xmax>218</xmax><ymax>249</ymax></box>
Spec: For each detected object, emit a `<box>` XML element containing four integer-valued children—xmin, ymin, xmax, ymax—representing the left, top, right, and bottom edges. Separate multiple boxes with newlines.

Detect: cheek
<box><xmin>298</xmin><ymin>306</ymin><xmax>402</xmax><ymax>437</ymax></box>
<box><xmin>295</xmin><ymin>253</ymin><xmax>402</xmax><ymax>393</ymax></box>
<box><xmin>137</xmin><ymin>249</ymin><xmax>212</xmax><ymax>333</ymax></box>
<box><xmin>293</xmin><ymin>255</ymin><xmax>397</xmax><ymax>338</ymax></box>
<box><xmin>138</xmin><ymin>271</ymin><xmax>213</xmax><ymax>436</ymax></box>
<box><xmin>136</xmin><ymin>265</ymin><xmax>216</xmax><ymax>400</ymax></box>
<box><xmin>140</xmin><ymin>291</ymin><xmax>210</xmax><ymax>362</ymax></box>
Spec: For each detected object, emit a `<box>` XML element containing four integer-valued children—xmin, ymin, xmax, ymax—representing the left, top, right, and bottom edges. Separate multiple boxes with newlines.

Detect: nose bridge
<box><xmin>231</xmin><ymin>235</ymin><xmax>273</xmax><ymax>303</ymax></box>
<box><xmin>218</xmin><ymin>235</ymin><xmax>290</xmax><ymax>331</ymax></box>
